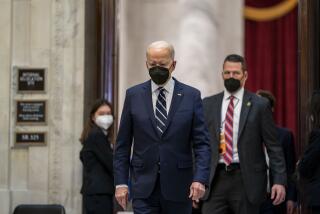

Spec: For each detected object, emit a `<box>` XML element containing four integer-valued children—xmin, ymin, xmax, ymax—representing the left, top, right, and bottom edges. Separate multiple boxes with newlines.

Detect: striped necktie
<box><xmin>224</xmin><ymin>95</ymin><xmax>234</xmax><ymax>165</ymax></box>
<box><xmin>155</xmin><ymin>87</ymin><xmax>167</xmax><ymax>135</ymax></box>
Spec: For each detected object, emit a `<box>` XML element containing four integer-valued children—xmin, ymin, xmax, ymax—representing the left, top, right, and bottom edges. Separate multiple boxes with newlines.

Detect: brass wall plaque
<box><xmin>16</xmin><ymin>100</ymin><xmax>47</xmax><ymax>125</ymax></box>
<box><xmin>18</xmin><ymin>68</ymin><xmax>45</xmax><ymax>92</ymax></box>
<box><xmin>15</xmin><ymin>132</ymin><xmax>46</xmax><ymax>146</ymax></box>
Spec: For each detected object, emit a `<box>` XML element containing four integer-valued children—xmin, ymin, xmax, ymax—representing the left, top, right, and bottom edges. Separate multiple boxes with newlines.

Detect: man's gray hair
<box><xmin>146</xmin><ymin>41</ymin><xmax>175</xmax><ymax>60</ymax></box>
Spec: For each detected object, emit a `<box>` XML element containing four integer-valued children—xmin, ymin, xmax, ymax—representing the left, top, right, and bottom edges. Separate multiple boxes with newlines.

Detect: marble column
<box><xmin>118</xmin><ymin>0</ymin><xmax>243</xmax><ymax>113</ymax></box>
<box><xmin>0</xmin><ymin>0</ymin><xmax>85</xmax><ymax>213</ymax></box>
<box><xmin>176</xmin><ymin>0</ymin><xmax>244</xmax><ymax>97</ymax></box>
<box><xmin>0</xmin><ymin>0</ymin><xmax>14</xmax><ymax>213</ymax></box>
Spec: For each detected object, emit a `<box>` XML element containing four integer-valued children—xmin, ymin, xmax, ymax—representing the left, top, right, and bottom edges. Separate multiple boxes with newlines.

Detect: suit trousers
<box><xmin>202</xmin><ymin>165</ymin><xmax>260</xmax><ymax>214</ymax></box>
<box><xmin>260</xmin><ymin>197</ymin><xmax>287</xmax><ymax>214</ymax></box>
<box><xmin>83</xmin><ymin>194</ymin><xmax>113</xmax><ymax>214</ymax></box>
<box><xmin>132</xmin><ymin>174</ymin><xmax>192</xmax><ymax>214</ymax></box>
<box><xmin>308</xmin><ymin>206</ymin><xmax>320</xmax><ymax>214</ymax></box>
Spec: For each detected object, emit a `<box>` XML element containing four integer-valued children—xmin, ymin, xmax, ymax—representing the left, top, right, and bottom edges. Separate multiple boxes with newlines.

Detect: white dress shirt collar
<box><xmin>151</xmin><ymin>77</ymin><xmax>174</xmax><ymax>93</ymax></box>
<box><xmin>223</xmin><ymin>87</ymin><xmax>245</xmax><ymax>101</ymax></box>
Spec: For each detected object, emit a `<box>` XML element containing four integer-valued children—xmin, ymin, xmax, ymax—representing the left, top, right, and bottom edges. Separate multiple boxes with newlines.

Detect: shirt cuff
<box><xmin>116</xmin><ymin>184</ymin><xmax>128</xmax><ymax>189</ymax></box>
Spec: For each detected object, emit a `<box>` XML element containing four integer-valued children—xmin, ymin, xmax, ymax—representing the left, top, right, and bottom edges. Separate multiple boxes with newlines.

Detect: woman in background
<box><xmin>80</xmin><ymin>99</ymin><xmax>115</xmax><ymax>214</ymax></box>
<box><xmin>298</xmin><ymin>90</ymin><xmax>320</xmax><ymax>214</ymax></box>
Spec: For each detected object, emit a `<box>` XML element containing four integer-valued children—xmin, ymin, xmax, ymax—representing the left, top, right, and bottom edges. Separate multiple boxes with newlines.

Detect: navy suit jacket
<box><xmin>114</xmin><ymin>79</ymin><xmax>211</xmax><ymax>202</ymax></box>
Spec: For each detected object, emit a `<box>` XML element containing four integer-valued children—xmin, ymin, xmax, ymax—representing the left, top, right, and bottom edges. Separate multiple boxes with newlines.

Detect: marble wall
<box><xmin>0</xmin><ymin>0</ymin><xmax>84</xmax><ymax>213</ymax></box>
<box><xmin>118</xmin><ymin>0</ymin><xmax>243</xmax><ymax>113</ymax></box>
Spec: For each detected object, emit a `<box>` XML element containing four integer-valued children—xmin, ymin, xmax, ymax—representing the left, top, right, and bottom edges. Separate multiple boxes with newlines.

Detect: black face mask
<box><xmin>149</xmin><ymin>66</ymin><xmax>170</xmax><ymax>85</ymax></box>
<box><xmin>224</xmin><ymin>78</ymin><xmax>241</xmax><ymax>93</ymax></box>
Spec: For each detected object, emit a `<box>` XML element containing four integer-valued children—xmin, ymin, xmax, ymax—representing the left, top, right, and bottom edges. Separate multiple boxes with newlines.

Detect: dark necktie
<box><xmin>224</xmin><ymin>95</ymin><xmax>234</xmax><ymax>165</ymax></box>
<box><xmin>155</xmin><ymin>87</ymin><xmax>167</xmax><ymax>135</ymax></box>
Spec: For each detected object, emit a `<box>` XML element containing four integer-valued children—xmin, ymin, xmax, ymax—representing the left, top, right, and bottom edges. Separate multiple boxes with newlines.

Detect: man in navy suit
<box><xmin>114</xmin><ymin>41</ymin><xmax>211</xmax><ymax>214</ymax></box>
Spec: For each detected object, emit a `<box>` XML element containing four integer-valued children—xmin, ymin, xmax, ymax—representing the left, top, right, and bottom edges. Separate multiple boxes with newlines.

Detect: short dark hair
<box><xmin>223</xmin><ymin>54</ymin><xmax>247</xmax><ymax>71</ymax></box>
<box><xmin>256</xmin><ymin>89</ymin><xmax>276</xmax><ymax>108</ymax></box>
<box><xmin>310</xmin><ymin>90</ymin><xmax>320</xmax><ymax>129</ymax></box>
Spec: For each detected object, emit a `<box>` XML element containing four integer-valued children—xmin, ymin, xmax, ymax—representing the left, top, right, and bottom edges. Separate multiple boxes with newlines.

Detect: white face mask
<box><xmin>95</xmin><ymin>115</ymin><xmax>113</xmax><ymax>130</ymax></box>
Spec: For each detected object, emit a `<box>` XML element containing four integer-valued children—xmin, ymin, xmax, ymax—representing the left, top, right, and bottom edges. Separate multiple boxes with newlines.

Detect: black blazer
<box><xmin>202</xmin><ymin>90</ymin><xmax>286</xmax><ymax>204</ymax></box>
<box><xmin>80</xmin><ymin>125</ymin><xmax>114</xmax><ymax>195</ymax></box>
<box><xmin>276</xmin><ymin>127</ymin><xmax>297</xmax><ymax>202</ymax></box>
<box><xmin>298</xmin><ymin>128</ymin><xmax>320</xmax><ymax>207</ymax></box>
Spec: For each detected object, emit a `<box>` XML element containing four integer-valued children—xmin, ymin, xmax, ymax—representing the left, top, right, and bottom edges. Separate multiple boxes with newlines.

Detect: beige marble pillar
<box><xmin>0</xmin><ymin>0</ymin><xmax>14</xmax><ymax>213</ymax></box>
<box><xmin>176</xmin><ymin>0</ymin><xmax>244</xmax><ymax>97</ymax></box>
<box><xmin>118</xmin><ymin>0</ymin><xmax>243</xmax><ymax>114</ymax></box>
<box><xmin>0</xmin><ymin>0</ymin><xmax>85</xmax><ymax>213</ymax></box>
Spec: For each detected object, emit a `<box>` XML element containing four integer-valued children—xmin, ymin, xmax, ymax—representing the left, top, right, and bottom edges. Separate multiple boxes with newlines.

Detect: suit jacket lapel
<box><xmin>162</xmin><ymin>79</ymin><xmax>183</xmax><ymax>134</ymax></box>
<box><xmin>142</xmin><ymin>80</ymin><xmax>160</xmax><ymax>137</ymax></box>
<box><xmin>215</xmin><ymin>93</ymin><xmax>224</xmax><ymax>140</ymax></box>
<box><xmin>238</xmin><ymin>90</ymin><xmax>252</xmax><ymax>139</ymax></box>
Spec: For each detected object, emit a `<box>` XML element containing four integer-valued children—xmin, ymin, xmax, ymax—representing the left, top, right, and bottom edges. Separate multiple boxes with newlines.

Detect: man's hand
<box><xmin>115</xmin><ymin>186</ymin><xmax>129</xmax><ymax>210</ymax></box>
<box><xmin>270</xmin><ymin>184</ymin><xmax>286</xmax><ymax>205</ymax></box>
<box><xmin>189</xmin><ymin>182</ymin><xmax>206</xmax><ymax>202</ymax></box>
<box><xmin>286</xmin><ymin>200</ymin><xmax>296</xmax><ymax>214</ymax></box>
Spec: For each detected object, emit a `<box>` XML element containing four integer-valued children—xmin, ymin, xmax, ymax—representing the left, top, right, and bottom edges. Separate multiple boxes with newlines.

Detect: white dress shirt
<box><xmin>219</xmin><ymin>87</ymin><xmax>244</xmax><ymax>163</ymax></box>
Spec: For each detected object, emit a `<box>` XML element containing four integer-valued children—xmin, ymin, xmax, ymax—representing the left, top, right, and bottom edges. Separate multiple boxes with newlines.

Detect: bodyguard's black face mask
<box><xmin>149</xmin><ymin>65</ymin><xmax>172</xmax><ymax>85</ymax></box>
<box><xmin>224</xmin><ymin>78</ymin><xmax>241</xmax><ymax>93</ymax></box>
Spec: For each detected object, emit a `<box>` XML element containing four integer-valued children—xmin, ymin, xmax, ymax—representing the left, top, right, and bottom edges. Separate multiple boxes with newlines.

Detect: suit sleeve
<box><xmin>81</xmin><ymin>132</ymin><xmax>113</xmax><ymax>175</ymax></box>
<box><xmin>262</xmin><ymin>103</ymin><xmax>287</xmax><ymax>186</ymax></box>
<box><xmin>113</xmin><ymin>90</ymin><xmax>133</xmax><ymax>186</ymax></box>
<box><xmin>192</xmin><ymin>90</ymin><xmax>211</xmax><ymax>186</ymax></box>
<box><xmin>283</xmin><ymin>131</ymin><xmax>297</xmax><ymax>201</ymax></box>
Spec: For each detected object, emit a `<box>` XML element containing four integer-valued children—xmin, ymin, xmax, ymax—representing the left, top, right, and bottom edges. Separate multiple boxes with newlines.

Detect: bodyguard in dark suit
<box><xmin>275</xmin><ymin>127</ymin><xmax>297</xmax><ymax>213</ymax></box>
<box><xmin>113</xmin><ymin>41</ymin><xmax>211</xmax><ymax>214</ymax></box>
<box><xmin>257</xmin><ymin>90</ymin><xmax>297</xmax><ymax>214</ymax></box>
<box><xmin>80</xmin><ymin>100</ymin><xmax>115</xmax><ymax>214</ymax></box>
<box><xmin>259</xmin><ymin>127</ymin><xmax>297</xmax><ymax>214</ymax></box>
<box><xmin>201</xmin><ymin>54</ymin><xmax>286</xmax><ymax>214</ymax></box>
